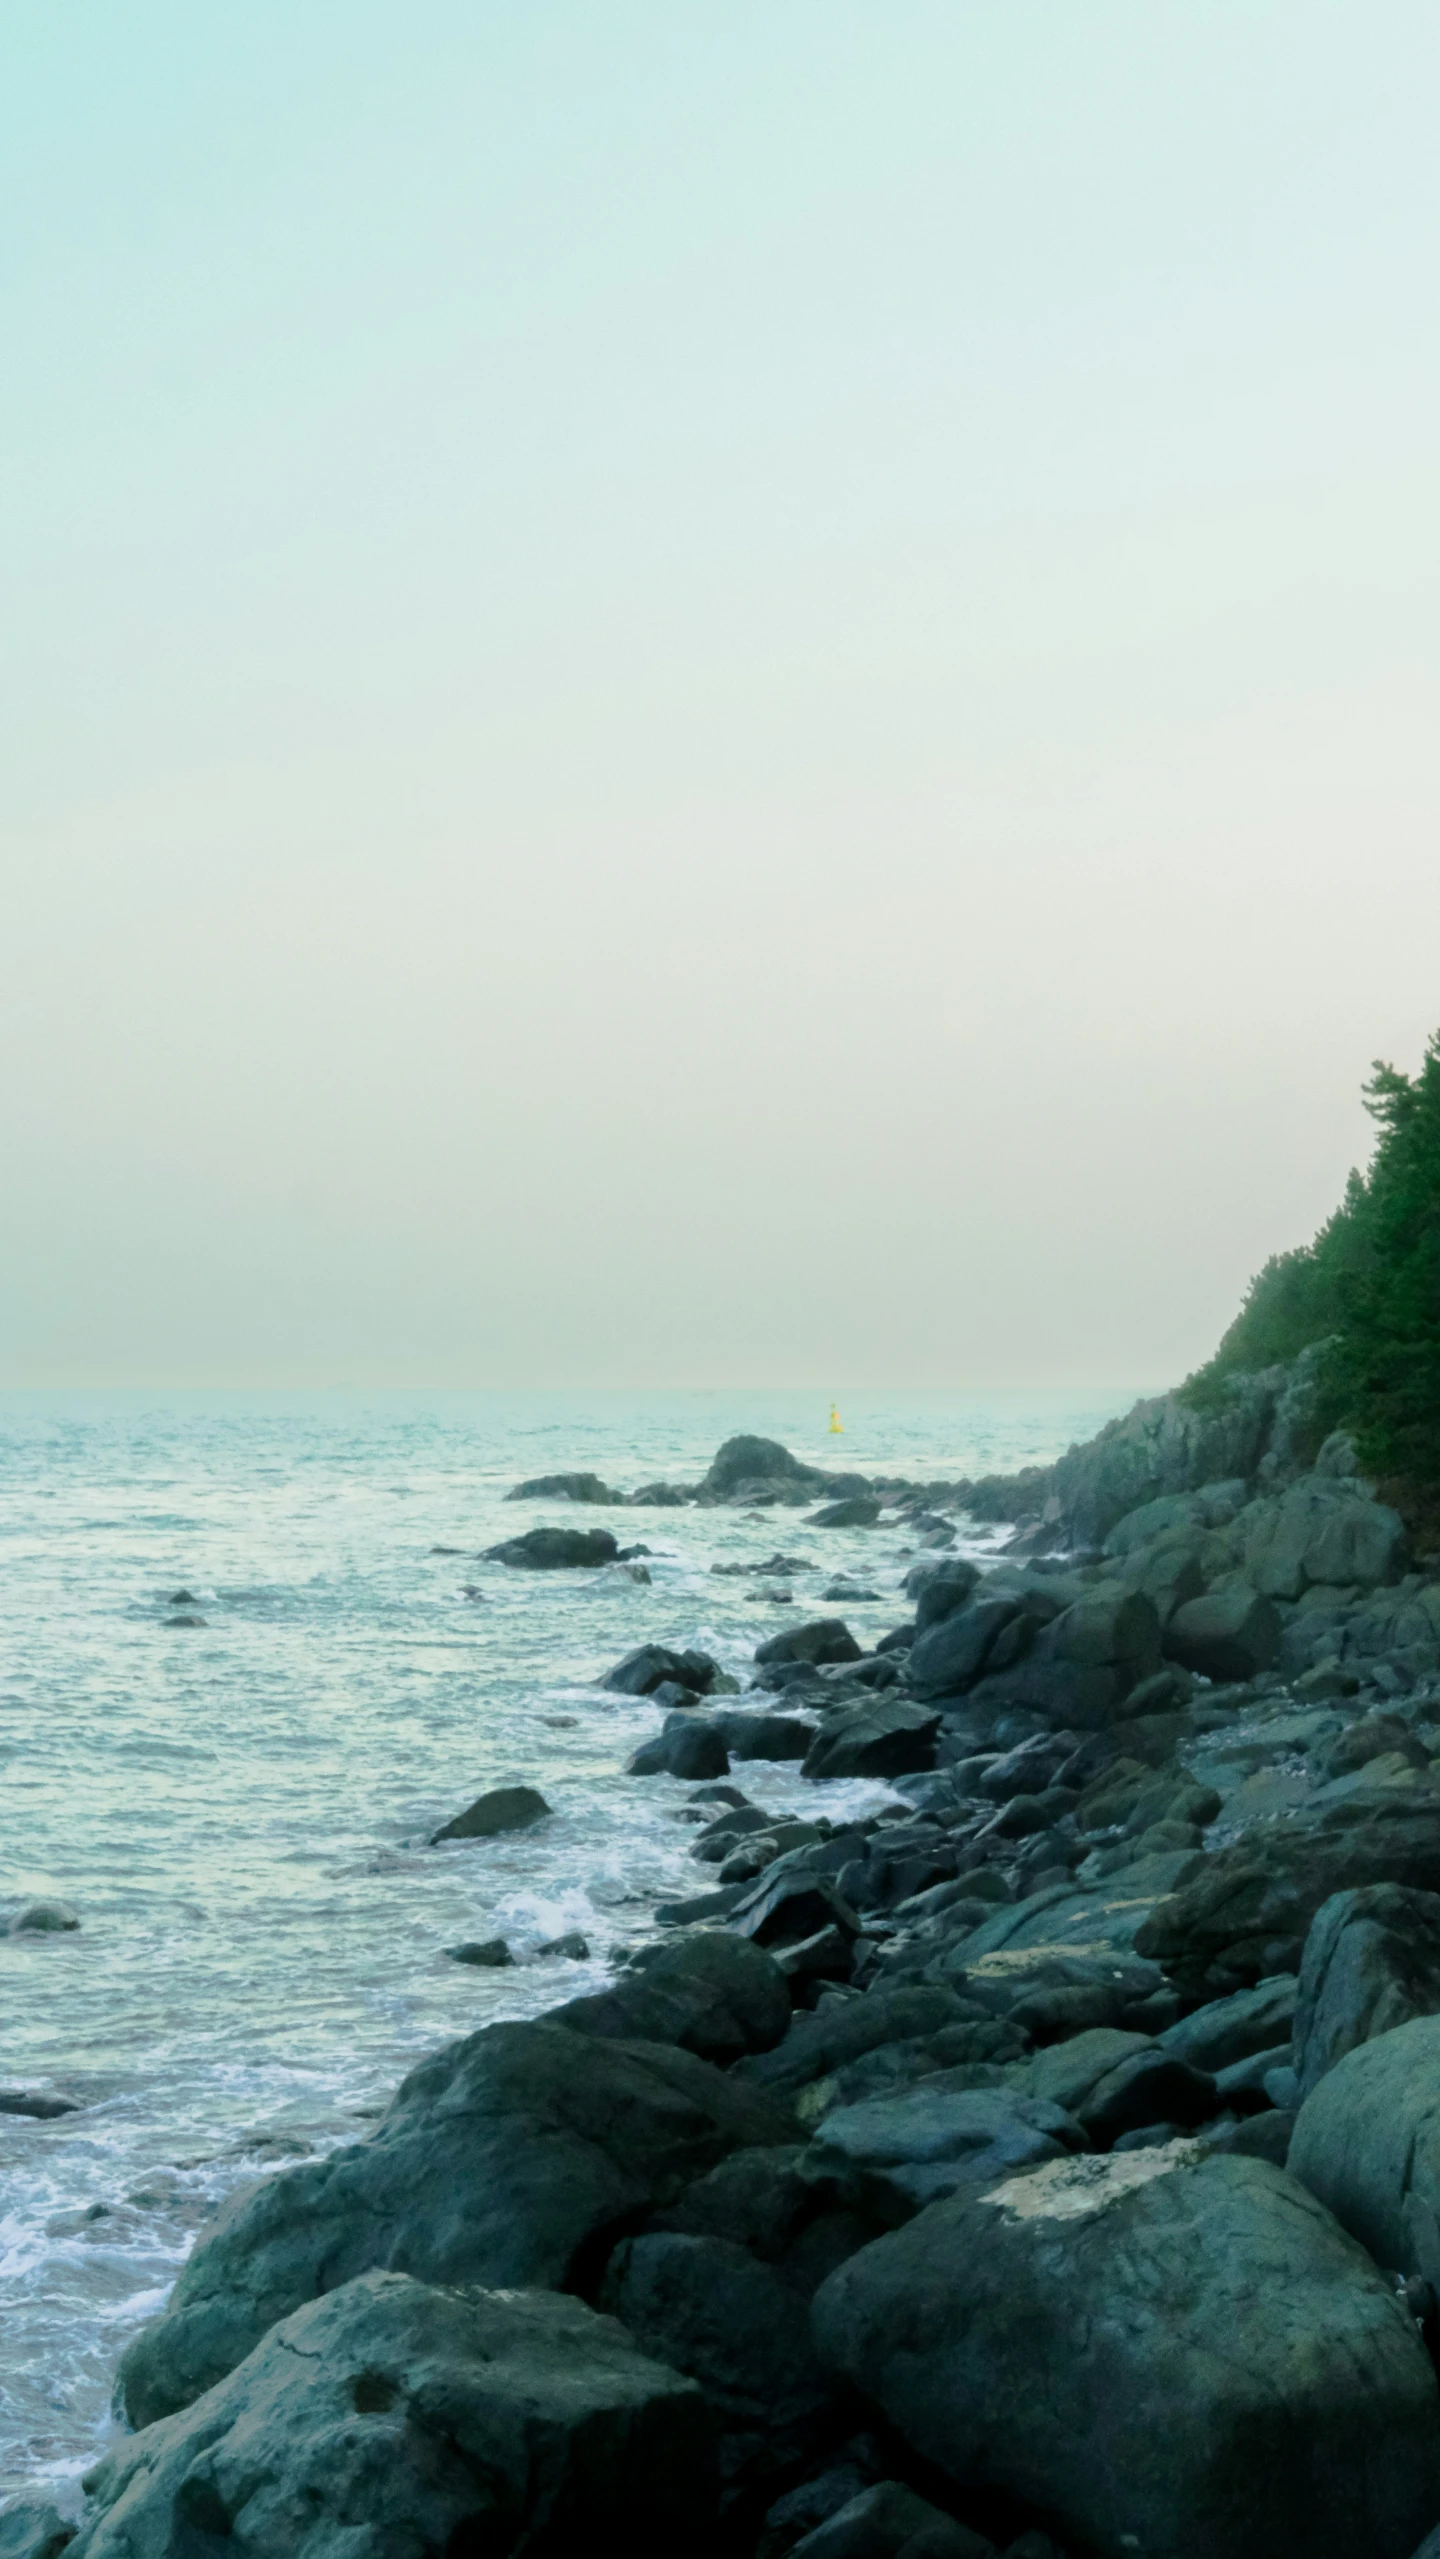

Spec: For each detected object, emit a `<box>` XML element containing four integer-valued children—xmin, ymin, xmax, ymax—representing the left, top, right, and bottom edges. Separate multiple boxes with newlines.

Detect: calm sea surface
<box><xmin>0</xmin><ymin>1385</ymin><xmax>1137</xmax><ymax>2510</ymax></box>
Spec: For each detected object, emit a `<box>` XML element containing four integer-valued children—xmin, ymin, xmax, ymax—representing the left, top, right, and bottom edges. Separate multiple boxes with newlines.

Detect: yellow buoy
<box><xmin>829</xmin><ymin>1403</ymin><xmax>844</xmax><ymax>1434</ymax></box>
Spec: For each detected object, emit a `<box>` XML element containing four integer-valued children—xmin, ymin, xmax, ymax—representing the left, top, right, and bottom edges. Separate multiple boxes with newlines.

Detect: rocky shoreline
<box><xmin>14</xmin><ymin>1366</ymin><xmax>1440</xmax><ymax>2559</ymax></box>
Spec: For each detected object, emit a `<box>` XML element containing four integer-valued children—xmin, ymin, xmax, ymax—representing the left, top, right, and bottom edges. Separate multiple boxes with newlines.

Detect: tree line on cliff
<box><xmin>1184</xmin><ymin>1029</ymin><xmax>1440</xmax><ymax>1500</ymax></box>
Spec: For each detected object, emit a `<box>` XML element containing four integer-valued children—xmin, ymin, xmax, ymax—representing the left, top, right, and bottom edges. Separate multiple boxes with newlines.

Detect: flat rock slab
<box><xmin>430</xmin><ymin>1783</ymin><xmax>551</xmax><ymax>1844</ymax></box>
<box><xmin>76</xmin><ymin>2271</ymin><xmax>712</xmax><ymax>2557</ymax></box>
<box><xmin>813</xmin><ymin>2148</ymin><xmax>1440</xmax><ymax>2559</ymax></box>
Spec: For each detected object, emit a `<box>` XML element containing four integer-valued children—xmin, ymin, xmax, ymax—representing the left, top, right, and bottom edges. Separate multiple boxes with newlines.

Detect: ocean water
<box><xmin>0</xmin><ymin>1384</ymin><xmax>1137</xmax><ymax>2511</ymax></box>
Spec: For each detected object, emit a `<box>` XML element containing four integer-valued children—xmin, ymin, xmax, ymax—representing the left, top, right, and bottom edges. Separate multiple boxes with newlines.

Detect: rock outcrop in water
<box><xmin>28</xmin><ymin>1376</ymin><xmax>1440</xmax><ymax>2559</ymax></box>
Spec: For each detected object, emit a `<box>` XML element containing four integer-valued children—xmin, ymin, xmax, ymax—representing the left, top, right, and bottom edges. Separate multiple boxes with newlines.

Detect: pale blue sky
<box><xmin>4</xmin><ymin>4</ymin><xmax>1439</xmax><ymax>1386</ymax></box>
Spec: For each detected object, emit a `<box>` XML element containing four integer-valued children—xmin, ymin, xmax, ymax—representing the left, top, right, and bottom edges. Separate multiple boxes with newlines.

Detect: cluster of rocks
<box><xmin>20</xmin><ymin>1368</ymin><xmax>1440</xmax><ymax>2558</ymax></box>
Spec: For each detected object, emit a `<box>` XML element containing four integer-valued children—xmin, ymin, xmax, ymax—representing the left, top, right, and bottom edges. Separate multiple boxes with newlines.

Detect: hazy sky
<box><xmin>4</xmin><ymin>3</ymin><xmax>1439</xmax><ymax>1389</ymax></box>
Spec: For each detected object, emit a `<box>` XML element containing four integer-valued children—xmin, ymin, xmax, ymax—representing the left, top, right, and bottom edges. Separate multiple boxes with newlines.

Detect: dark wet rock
<box><xmin>738</xmin><ymin>1988</ymin><xmax>976</xmax><ymax>2102</ymax></box>
<box><xmin>961</xmin><ymin>1951</ymin><xmax>1165</xmax><ymax>2045</ymax></box>
<box><xmin>1134</xmin><ymin>1799</ymin><xmax>1440</xmax><ymax>1995</ymax></box>
<box><xmin>800</xmin><ymin>2082</ymin><xmax>1084</xmax><ymax>2223</ymax></box>
<box><xmin>446</xmin><ymin>1938</ymin><xmax>514</xmax><ymax>1968</ymax></box>
<box><xmin>776</xmin><ymin>1926</ymin><xmax>856</xmax><ymax>1992</ymax></box>
<box><xmin>553</xmin><ymin>1931</ymin><xmax>790</xmax><ymax>2063</ymax></box>
<box><xmin>630</xmin><ymin>1481</ymin><xmax>694</xmax><ymax>1506</ymax></box>
<box><xmin>692</xmin><ymin>1804</ymin><xmax>777</xmax><ymax>1861</ymax></box>
<box><xmin>717</xmin><ymin>1711</ymin><xmax>816</xmax><ymax>1762</ymax></box>
<box><xmin>505</xmin><ymin>1470</ymin><xmax>619</xmax><ymax>1503</ymax></box>
<box><xmin>810</xmin><ymin>1497</ymin><xmax>882</xmax><ymax>1529</ymax></box>
<box><xmin>430</xmin><ymin>1783</ymin><xmax>551</xmax><ymax>1844</ymax></box>
<box><xmin>0</xmin><ymin>2504</ymin><xmax>74</xmax><ymax>2559</ymax></box>
<box><xmin>813</xmin><ymin>2148</ymin><xmax>1440</xmax><ymax>2559</ymax></box>
<box><xmin>1163</xmin><ymin>1584</ymin><xmax>1282</xmax><ymax>1681</ymax></box>
<box><xmin>629</xmin><ymin>1716</ymin><xmax>732</xmax><ymax>1780</ymax></box>
<box><xmin>702</xmin><ymin>1437</ymin><xmax>828</xmax><ymax>1500</ymax></box>
<box><xmin>1158</xmin><ymin>1976</ymin><xmax>1298</xmax><ymax>2074</ymax></box>
<box><xmin>756</xmin><ymin>1619</ymin><xmax>864</xmax><ymax>1673</ymax></box>
<box><xmin>8</xmin><ymin>1900</ymin><xmax>80</xmax><ymax>1935</ymax></box>
<box><xmin>1017</xmin><ymin>2027</ymin><xmax>1216</xmax><ymax>2144</ymax></box>
<box><xmin>116</xmin><ymin>2018</ymin><xmax>794</xmax><ymax>2426</ymax></box>
<box><xmin>535</xmin><ymin>1930</ymin><xmax>590</xmax><ymax>1960</ymax></box>
<box><xmin>1290</xmin><ymin>2014</ymin><xmax>1440</xmax><ymax>2293</ymax></box>
<box><xmin>802</xmin><ymin>1700</ymin><xmax>941</xmax><ymax>1783</ymax></box>
<box><xmin>788</xmin><ymin>2482</ymin><xmax>995</xmax><ymax>2559</ymax></box>
<box><xmin>483</xmin><ymin>1526</ymin><xmax>619</xmax><ymax>1568</ymax></box>
<box><xmin>1293</xmin><ymin>1885</ymin><xmax>1440</xmax><ymax>2096</ymax></box>
<box><xmin>601</xmin><ymin>2233</ymin><xmax>833</xmax><ymax>2500</ymax></box>
<box><xmin>824</xmin><ymin>1583</ymin><xmax>883</xmax><ymax>1604</ymax></box>
<box><xmin>656</xmin><ymin>1884</ymin><xmax>755</xmax><ymax>1926</ymax></box>
<box><xmin>603</xmin><ymin>1643</ymin><xmax>723</xmax><ymax>1697</ymax></box>
<box><xmin>82</xmin><ymin>2270</ymin><xmax>712</xmax><ymax>2558</ymax></box>
<box><xmin>735</xmin><ymin>1872</ymin><xmax>862</xmax><ymax>1952</ymax></box>
<box><xmin>1318</xmin><ymin>1713</ymin><xmax>1427</xmax><ymax>1781</ymax></box>
<box><xmin>908</xmin><ymin>1597</ymin><xmax>1036</xmax><ymax>1701</ymax></box>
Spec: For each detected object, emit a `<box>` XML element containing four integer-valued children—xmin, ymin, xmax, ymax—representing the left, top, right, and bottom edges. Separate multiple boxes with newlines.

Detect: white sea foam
<box><xmin>0</xmin><ymin>1383</ymin><xmax>1129</xmax><ymax>2507</ymax></box>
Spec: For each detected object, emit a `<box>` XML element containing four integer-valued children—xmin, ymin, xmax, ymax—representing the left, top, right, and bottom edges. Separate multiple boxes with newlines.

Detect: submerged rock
<box><xmin>8</xmin><ymin>1901</ymin><xmax>80</xmax><ymax>1936</ymax></box>
<box><xmin>0</xmin><ymin>2090</ymin><xmax>82</xmax><ymax>2120</ymax></box>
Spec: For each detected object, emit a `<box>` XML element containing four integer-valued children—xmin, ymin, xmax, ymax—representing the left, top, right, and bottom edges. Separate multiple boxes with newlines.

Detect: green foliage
<box><xmin>1183</xmin><ymin>1035</ymin><xmax>1440</xmax><ymax>1491</ymax></box>
<box><xmin>1182</xmin><ymin>1173</ymin><xmax>1367</xmax><ymax>1415</ymax></box>
<box><xmin>1326</xmin><ymin>1035</ymin><xmax>1440</xmax><ymax>1485</ymax></box>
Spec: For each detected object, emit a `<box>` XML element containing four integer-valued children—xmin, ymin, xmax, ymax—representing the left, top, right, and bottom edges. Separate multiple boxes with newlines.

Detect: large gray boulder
<box><xmin>602</xmin><ymin>1644</ymin><xmax>721</xmax><ymax>1696</ymax></box>
<box><xmin>1290</xmin><ymin>2014</ymin><xmax>1440</xmax><ymax>2289</ymax></box>
<box><xmin>76</xmin><ymin>2271</ymin><xmax>712</xmax><ymax>2557</ymax></box>
<box><xmin>1163</xmin><ymin>1584</ymin><xmax>1282</xmax><ymax>1681</ymax></box>
<box><xmin>801</xmin><ymin>1699</ymin><xmax>940</xmax><ymax>1781</ymax></box>
<box><xmin>906</xmin><ymin>1595</ymin><xmax>1045</xmax><ymax>1700</ymax></box>
<box><xmin>813</xmin><ymin>2147</ymin><xmax>1440</xmax><ymax>2559</ymax></box>
<box><xmin>1244</xmin><ymin>1478</ymin><xmax>1406</xmax><ymax>1600</ymax></box>
<box><xmin>553</xmin><ymin>1931</ymin><xmax>791</xmax><ymax>2063</ymax></box>
<box><xmin>906</xmin><ymin>1557</ymin><xmax>982</xmax><ymax>1629</ymax></box>
<box><xmin>628</xmin><ymin>1715</ymin><xmax>732</xmax><ymax>1779</ymax></box>
<box><xmin>117</xmin><ymin>2021</ymin><xmax>793</xmax><ymax>2428</ymax></box>
<box><xmin>1136</xmin><ymin>1798</ymin><xmax>1440</xmax><ymax>1996</ymax></box>
<box><xmin>1294</xmin><ymin>1887</ymin><xmax>1440</xmax><ymax>2097</ymax></box>
<box><xmin>755</xmin><ymin>1619</ymin><xmax>862</xmax><ymax>1671</ymax></box>
<box><xmin>701</xmin><ymin>1437</ymin><xmax>827</xmax><ymax>1500</ymax></box>
<box><xmin>430</xmin><ymin>1783</ymin><xmax>550</xmax><ymax>1844</ymax></box>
